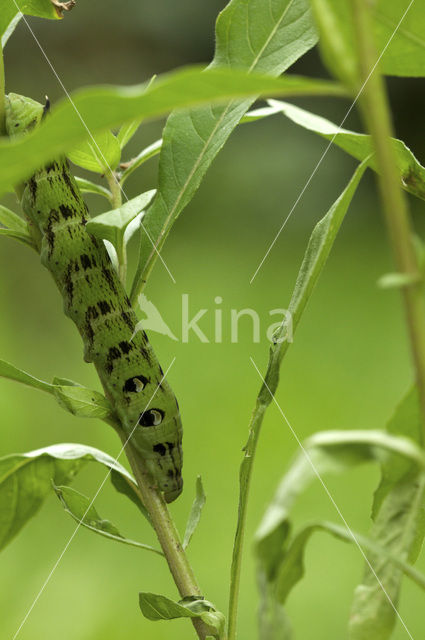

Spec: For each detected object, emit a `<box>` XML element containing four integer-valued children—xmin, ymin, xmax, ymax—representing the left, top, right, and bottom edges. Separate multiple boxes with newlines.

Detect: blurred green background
<box><xmin>1</xmin><ymin>1</ymin><xmax>425</xmax><ymax>638</ymax></box>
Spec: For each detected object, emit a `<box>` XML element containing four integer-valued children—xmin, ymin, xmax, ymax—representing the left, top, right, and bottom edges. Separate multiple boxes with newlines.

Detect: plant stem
<box><xmin>228</xmin><ymin>403</ymin><xmax>266</xmax><ymax>640</ymax></box>
<box><xmin>105</xmin><ymin>170</ymin><xmax>127</xmax><ymax>285</ymax></box>
<box><xmin>122</xmin><ymin>436</ymin><xmax>214</xmax><ymax>640</ymax></box>
<box><xmin>351</xmin><ymin>0</ymin><xmax>425</xmax><ymax>443</ymax></box>
<box><xmin>0</xmin><ymin>45</ymin><xmax>6</xmax><ymax>136</ymax></box>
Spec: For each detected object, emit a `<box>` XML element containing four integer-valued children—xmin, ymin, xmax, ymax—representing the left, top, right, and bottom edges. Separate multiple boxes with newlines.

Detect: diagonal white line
<box><xmin>11</xmin><ymin>357</ymin><xmax>176</xmax><ymax>640</ymax></box>
<box><xmin>250</xmin><ymin>356</ymin><xmax>415</xmax><ymax>640</ymax></box>
<box><xmin>250</xmin><ymin>0</ymin><xmax>416</xmax><ymax>284</ymax></box>
<box><xmin>10</xmin><ymin>1</ymin><xmax>176</xmax><ymax>285</ymax></box>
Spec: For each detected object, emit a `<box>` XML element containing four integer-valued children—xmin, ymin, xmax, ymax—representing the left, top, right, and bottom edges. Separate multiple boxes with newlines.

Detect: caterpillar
<box><xmin>5</xmin><ymin>93</ymin><xmax>183</xmax><ymax>502</ymax></box>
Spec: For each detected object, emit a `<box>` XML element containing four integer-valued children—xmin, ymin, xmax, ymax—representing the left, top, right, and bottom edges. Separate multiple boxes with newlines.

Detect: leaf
<box><xmin>254</xmin><ymin>426</ymin><xmax>425</xmax><ymax>638</ymax></box>
<box><xmin>255</xmin><ymin>429</ymin><xmax>425</xmax><ymax>579</ymax></box>
<box><xmin>52</xmin><ymin>484</ymin><xmax>161</xmax><ymax>554</ymax></box>
<box><xmin>277</xmin><ymin>521</ymin><xmax>425</xmax><ymax>607</ymax></box>
<box><xmin>0</xmin><ymin>204</ymin><xmax>28</xmax><ymax>233</ymax></box>
<box><xmin>183</xmin><ymin>476</ymin><xmax>206</xmax><ymax>550</ymax></box>
<box><xmin>85</xmin><ymin>190</ymin><xmax>156</xmax><ymax>251</ymax></box>
<box><xmin>0</xmin><ymin>358</ymin><xmax>54</xmax><ymax>393</ymax></box>
<box><xmin>139</xmin><ymin>593</ymin><xmax>202</xmax><ymax>620</ymax></box>
<box><xmin>372</xmin><ymin>1</ymin><xmax>425</xmax><ymax>77</ymax></box>
<box><xmin>1</xmin><ymin>0</ymin><xmax>73</xmax><ymax>47</ymax></box>
<box><xmin>116</xmin><ymin>75</ymin><xmax>157</xmax><ymax>149</ymax></box>
<box><xmin>74</xmin><ymin>176</ymin><xmax>112</xmax><ymax>200</ymax></box>
<box><xmin>255</xmin><ymin>160</ymin><xmax>368</xmax><ymax>404</ymax></box>
<box><xmin>67</xmin><ymin>130</ymin><xmax>121</xmax><ymax>174</ymax></box>
<box><xmin>120</xmin><ymin>139</ymin><xmax>162</xmax><ymax>184</ymax></box>
<box><xmin>309</xmin><ymin>0</ymin><xmax>360</xmax><ymax>88</ymax></box>
<box><xmin>310</xmin><ymin>0</ymin><xmax>425</xmax><ymax>84</ymax></box>
<box><xmin>229</xmin><ymin>162</ymin><xmax>368</xmax><ymax>638</ymax></box>
<box><xmin>117</xmin><ymin>119</ymin><xmax>143</xmax><ymax>149</ymax></box>
<box><xmin>0</xmin><ymin>228</ymin><xmax>34</xmax><ymax>247</ymax></box>
<box><xmin>377</xmin><ymin>272</ymin><xmax>422</xmax><ymax>289</ymax></box>
<box><xmin>258</xmin><ymin>569</ymin><xmax>292</xmax><ymax>640</ymax></box>
<box><xmin>349</xmin><ymin>388</ymin><xmax>425</xmax><ymax>640</ymax></box>
<box><xmin>139</xmin><ymin>593</ymin><xmax>225</xmax><ymax>636</ymax></box>
<box><xmin>51</xmin><ymin>377</ymin><xmax>116</xmax><ymax>422</ymax></box>
<box><xmin>0</xmin><ymin>443</ymin><xmax>143</xmax><ymax>551</ymax></box>
<box><xmin>267</xmin><ymin>99</ymin><xmax>425</xmax><ymax>201</ymax></box>
<box><xmin>0</xmin><ymin>358</ymin><xmax>116</xmax><ymax>424</ymax></box>
<box><xmin>130</xmin><ymin>0</ymin><xmax>321</xmax><ymax>297</ymax></box>
<box><xmin>1</xmin><ymin>69</ymin><xmax>345</xmax><ymax>199</ymax></box>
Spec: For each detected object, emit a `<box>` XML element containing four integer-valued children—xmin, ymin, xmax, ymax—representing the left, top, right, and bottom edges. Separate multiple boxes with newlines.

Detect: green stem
<box><xmin>351</xmin><ymin>0</ymin><xmax>425</xmax><ymax>443</ymax></box>
<box><xmin>122</xmin><ymin>437</ymin><xmax>214</xmax><ymax>640</ymax></box>
<box><xmin>228</xmin><ymin>403</ymin><xmax>266</xmax><ymax>640</ymax></box>
<box><xmin>0</xmin><ymin>45</ymin><xmax>6</xmax><ymax>136</ymax></box>
<box><xmin>105</xmin><ymin>170</ymin><xmax>127</xmax><ymax>285</ymax></box>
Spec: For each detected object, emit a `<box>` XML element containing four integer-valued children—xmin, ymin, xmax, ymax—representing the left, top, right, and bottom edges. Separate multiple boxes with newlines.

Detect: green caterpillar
<box><xmin>5</xmin><ymin>93</ymin><xmax>183</xmax><ymax>502</ymax></box>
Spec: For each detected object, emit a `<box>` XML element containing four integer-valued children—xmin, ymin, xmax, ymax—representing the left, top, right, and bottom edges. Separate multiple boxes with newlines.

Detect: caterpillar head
<box><xmin>5</xmin><ymin>93</ymin><xmax>45</xmax><ymax>137</ymax></box>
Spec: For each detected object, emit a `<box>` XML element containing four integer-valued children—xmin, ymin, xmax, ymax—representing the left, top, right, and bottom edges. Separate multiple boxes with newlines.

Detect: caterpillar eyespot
<box><xmin>139</xmin><ymin>408</ymin><xmax>164</xmax><ymax>427</ymax></box>
<box><xmin>5</xmin><ymin>92</ymin><xmax>183</xmax><ymax>502</ymax></box>
<box><xmin>123</xmin><ymin>375</ymin><xmax>148</xmax><ymax>393</ymax></box>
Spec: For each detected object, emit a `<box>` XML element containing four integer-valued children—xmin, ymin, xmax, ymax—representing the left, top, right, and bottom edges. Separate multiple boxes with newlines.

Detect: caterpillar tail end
<box><xmin>163</xmin><ymin>477</ymin><xmax>183</xmax><ymax>503</ymax></box>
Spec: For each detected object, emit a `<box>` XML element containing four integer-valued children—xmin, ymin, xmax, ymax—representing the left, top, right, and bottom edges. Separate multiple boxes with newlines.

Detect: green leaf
<box><xmin>116</xmin><ymin>75</ymin><xmax>157</xmax><ymax>149</ymax></box>
<box><xmin>139</xmin><ymin>593</ymin><xmax>204</xmax><ymax>620</ymax></box>
<box><xmin>85</xmin><ymin>190</ymin><xmax>156</xmax><ymax>251</ymax></box>
<box><xmin>0</xmin><ymin>228</ymin><xmax>34</xmax><ymax>248</ymax></box>
<box><xmin>349</xmin><ymin>388</ymin><xmax>425</xmax><ymax>640</ymax></box>
<box><xmin>377</xmin><ymin>272</ymin><xmax>422</xmax><ymax>289</ymax></box>
<box><xmin>1</xmin><ymin>0</ymin><xmax>73</xmax><ymax>47</ymax></box>
<box><xmin>254</xmin><ymin>424</ymin><xmax>425</xmax><ymax>639</ymax></box>
<box><xmin>1</xmin><ymin>69</ymin><xmax>345</xmax><ymax>200</ymax></box>
<box><xmin>0</xmin><ymin>443</ymin><xmax>142</xmax><ymax>551</ymax></box>
<box><xmin>0</xmin><ymin>358</ymin><xmax>54</xmax><ymax>393</ymax></box>
<box><xmin>130</xmin><ymin>0</ymin><xmax>321</xmax><ymax>297</ymax></box>
<box><xmin>372</xmin><ymin>1</ymin><xmax>425</xmax><ymax>77</ymax></box>
<box><xmin>117</xmin><ymin>118</ymin><xmax>144</xmax><ymax>150</ymax></box>
<box><xmin>0</xmin><ymin>358</ymin><xmax>116</xmax><ymax>424</ymax></box>
<box><xmin>255</xmin><ymin>429</ymin><xmax>425</xmax><ymax>579</ymax></box>
<box><xmin>0</xmin><ymin>204</ymin><xmax>28</xmax><ymax>233</ymax></box>
<box><xmin>52</xmin><ymin>483</ymin><xmax>161</xmax><ymax>554</ymax></box>
<box><xmin>74</xmin><ymin>176</ymin><xmax>112</xmax><ymax>200</ymax></box>
<box><xmin>258</xmin><ymin>568</ymin><xmax>292</xmax><ymax>640</ymax></box>
<box><xmin>310</xmin><ymin>0</ymin><xmax>425</xmax><ymax>84</ymax></box>
<box><xmin>229</xmin><ymin>162</ymin><xmax>368</xmax><ymax>638</ymax></box>
<box><xmin>120</xmin><ymin>139</ymin><xmax>162</xmax><ymax>184</ymax></box>
<box><xmin>260</xmin><ymin>160</ymin><xmax>368</xmax><ymax>381</ymax></box>
<box><xmin>183</xmin><ymin>475</ymin><xmax>206</xmax><ymax>550</ymax></box>
<box><xmin>310</xmin><ymin>0</ymin><xmax>359</xmax><ymax>88</ymax></box>
<box><xmin>67</xmin><ymin>130</ymin><xmax>121</xmax><ymax>174</ymax></box>
<box><xmin>139</xmin><ymin>593</ymin><xmax>225</xmax><ymax>636</ymax></box>
<box><xmin>273</xmin><ymin>520</ymin><xmax>425</xmax><ymax>606</ymax></box>
<box><xmin>267</xmin><ymin>99</ymin><xmax>425</xmax><ymax>201</ymax></box>
<box><xmin>51</xmin><ymin>377</ymin><xmax>115</xmax><ymax>422</ymax></box>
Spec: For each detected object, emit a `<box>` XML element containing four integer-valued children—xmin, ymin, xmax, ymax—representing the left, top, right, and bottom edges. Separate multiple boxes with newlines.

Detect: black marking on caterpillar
<box><xmin>101</xmin><ymin>265</ymin><xmax>118</xmax><ymax>295</ymax></box>
<box><xmin>98</xmin><ymin>300</ymin><xmax>111</xmax><ymax>315</ymax></box>
<box><xmin>80</xmin><ymin>254</ymin><xmax>92</xmax><ymax>270</ymax></box>
<box><xmin>153</xmin><ymin>443</ymin><xmax>166</xmax><ymax>456</ymax></box>
<box><xmin>63</xmin><ymin>262</ymin><xmax>74</xmax><ymax>305</ymax></box>
<box><xmin>121</xmin><ymin>311</ymin><xmax>133</xmax><ymax>331</ymax></box>
<box><xmin>138</xmin><ymin>408</ymin><xmax>164</xmax><ymax>427</ymax></box>
<box><xmin>62</xmin><ymin>167</ymin><xmax>79</xmax><ymax>201</ymax></box>
<box><xmin>28</xmin><ymin>177</ymin><xmax>38</xmax><ymax>201</ymax></box>
<box><xmin>105</xmin><ymin>345</ymin><xmax>122</xmax><ymax>374</ymax></box>
<box><xmin>123</xmin><ymin>374</ymin><xmax>149</xmax><ymax>393</ymax></box>
<box><xmin>59</xmin><ymin>204</ymin><xmax>75</xmax><ymax>220</ymax></box>
<box><xmin>119</xmin><ymin>340</ymin><xmax>132</xmax><ymax>354</ymax></box>
<box><xmin>86</xmin><ymin>305</ymin><xmax>99</xmax><ymax>321</ymax></box>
